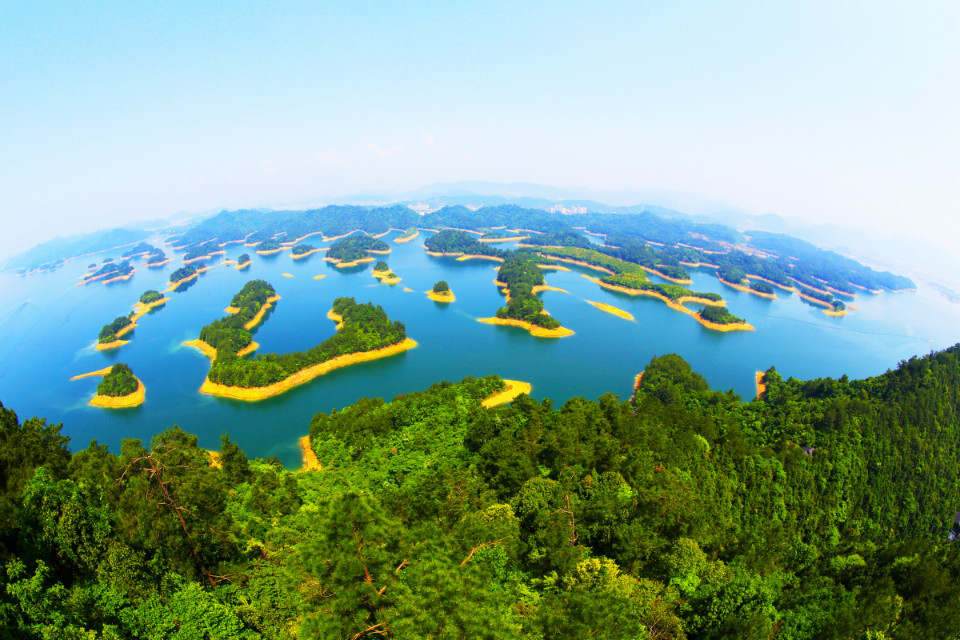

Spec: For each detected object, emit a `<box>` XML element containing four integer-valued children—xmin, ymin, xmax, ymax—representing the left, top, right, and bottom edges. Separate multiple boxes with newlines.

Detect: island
<box><xmin>194</xmin><ymin>295</ymin><xmax>416</xmax><ymax>401</ymax></box>
<box><xmin>96</xmin><ymin>314</ymin><xmax>135</xmax><ymax>350</ymax></box>
<box><xmin>145</xmin><ymin>248</ymin><xmax>170</xmax><ymax>267</ymax></box>
<box><xmin>371</xmin><ymin>260</ymin><xmax>401</xmax><ymax>285</ymax></box>
<box><xmin>478</xmin><ymin>253</ymin><xmax>573</xmax><ymax>338</ymax></box>
<box><xmin>586</xmin><ymin>300</ymin><xmax>635</xmax><ymax>321</ymax></box>
<box><xmin>78</xmin><ymin>260</ymin><xmax>135</xmax><ymax>286</ymax></box>
<box><xmin>222</xmin><ymin>280</ymin><xmax>280</xmax><ymax>330</ymax></box>
<box><xmin>427</xmin><ymin>280</ymin><xmax>454</xmax><ymax>302</ymax></box>
<box><xmin>255</xmin><ymin>239</ymin><xmax>284</xmax><ymax>256</ymax></box>
<box><xmin>87</xmin><ymin>363</ymin><xmax>145</xmax><ymax>408</ymax></box>
<box><xmin>291</xmin><ymin>243</ymin><xmax>323</xmax><ymax>259</ymax></box>
<box><xmin>235</xmin><ymin>253</ymin><xmax>252</xmax><ymax>269</ymax></box>
<box><xmin>697</xmin><ymin>305</ymin><xmax>755</xmax><ymax>332</ymax></box>
<box><xmin>131</xmin><ymin>290</ymin><xmax>169</xmax><ymax>320</ymax></box>
<box><xmin>394</xmin><ymin>227</ymin><xmax>419</xmax><ymax>243</ymax></box>
<box><xmin>325</xmin><ymin>233</ymin><xmax>389</xmax><ymax>267</ymax></box>
<box><xmin>167</xmin><ymin>265</ymin><xmax>198</xmax><ymax>289</ymax></box>
<box><xmin>424</xmin><ymin>229</ymin><xmax>506</xmax><ymax>261</ymax></box>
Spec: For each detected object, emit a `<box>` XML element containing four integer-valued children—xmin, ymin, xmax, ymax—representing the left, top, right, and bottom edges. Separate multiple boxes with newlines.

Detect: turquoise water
<box><xmin>0</xmin><ymin>230</ymin><xmax>956</xmax><ymax>467</ymax></box>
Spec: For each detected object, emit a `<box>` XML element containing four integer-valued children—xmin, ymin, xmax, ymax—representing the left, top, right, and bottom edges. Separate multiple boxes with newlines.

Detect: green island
<box><xmin>167</xmin><ymin>265</ymin><xmax>198</xmax><ymax>288</ymax></box>
<box><xmin>255</xmin><ymin>239</ymin><xmax>283</xmax><ymax>255</ymax></box>
<box><xmin>235</xmin><ymin>252</ymin><xmax>252</xmax><ymax>269</ymax></box>
<box><xmin>79</xmin><ymin>259</ymin><xmax>135</xmax><ymax>285</ymax></box>
<box><xmin>290</xmin><ymin>243</ymin><xmax>320</xmax><ymax>259</ymax></box>
<box><xmin>394</xmin><ymin>226</ymin><xmax>419</xmax><ymax>243</ymax></box>
<box><xmin>139</xmin><ymin>290</ymin><xmax>163</xmax><ymax>304</ymax></box>
<box><xmin>371</xmin><ymin>260</ymin><xmax>400</xmax><ymax>285</ymax></box>
<box><xmin>185</xmin><ymin>280</ymin><xmax>277</xmax><ymax>362</ymax></box>
<box><xmin>144</xmin><ymin>247</ymin><xmax>169</xmax><ymax>266</ymax></box>
<box><xmin>479</xmin><ymin>253</ymin><xmax>573</xmax><ymax>337</ymax></box>
<box><xmin>88</xmin><ymin>362</ymin><xmax>144</xmax><ymax>407</ymax></box>
<box><xmin>325</xmin><ymin>233</ymin><xmax>389</xmax><ymax>266</ymax></box>
<box><xmin>697</xmin><ymin>304</ymin><xmax>754</xmax><ymax>331</ymax></box>
<box><xmin>427</xmin><ymin>279</ymin><xmax>454</xmax><ymax>302</ymax></box>
<box><xmin>424</xmin><ymin>229</ymin><xmax>506</xmax><ymax>260</ymax></box>
<box><xmin>191</xmin><ymin>294</ymin><xmax>414</xmax><ymax>400</ymax></box>
<box><xmin>120</xmin><ymin>241</ymin><xmax>155</xmax><ymax>259</ymax></box>
<box><xmin>96</xmin><ymin>314</ymin><xmax>134</xmax><ymax>350</ymax></box>
<box><xmin>6</xmin><ymin>346</ymin><xmax>960</xmax><ymax>636</ymax></box>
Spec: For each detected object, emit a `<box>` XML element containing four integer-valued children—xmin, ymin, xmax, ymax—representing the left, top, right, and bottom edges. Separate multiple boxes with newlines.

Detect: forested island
<box><xmin>371</xmin><ymin>261</ymin><xmax>400</xmax><ymax>285</ymax></box>
<box><xmin>96</xmin><ymin>314</ymin><xmax>134</xmax><ymax>350</ymax></box>
<box><xmin>427</xmin><ymin>279</ymin><xmax>454</xmax><ymax>302</ymax></box>
<box><xmin>167</xmin><ymin>265</ymin><xmax>198</xmax><ymax>288</ymax></box>
<box><xmin>191</xmin><ymin>293</ymin><xmax>415</xmax><ymax>400</ymax></box>
<box><xmin>325</xmin><ymin>233</ymin><xmax>389</xmax><ymax>267</ymax></box>
<box><xmin>424</xmin><ymin>229</ymin><xmax>506</xmax><ymax>261</ymax></box>
<box><xmin>290</xmin><ymin>243</ymin><xmax>321</xmax><ymax>259</ymax></box>
<box><xmin>5</xmin><ymin>346</ymin><xmax>960</xmax><ymax>636</ymax></box>
<box><xmin>479</xmin><ymin>253</ymin><xmax>573</xmax><ymax>337</ymax></box>
<box><xmin>85</xmin><ymin>362</ymin><xmax>144</xmax><ymax>407</ymax></box>
<box><xmin>235</xmin><ymin>253</ymin><xmax>252</xmax><ymax>269</ymax></box>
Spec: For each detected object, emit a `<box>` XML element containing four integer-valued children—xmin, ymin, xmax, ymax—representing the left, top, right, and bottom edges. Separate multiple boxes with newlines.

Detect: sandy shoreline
<box><xmin>183</xmin><ymin>255</ymin><xmax>211</xmax><ymax>265</ymax></box>
<box><xmin>146</xmin><ymin>259</ymin><xmax>171</xmax><ymax>268</ymax></box>
<box><xmin>535</xmin><ymin>254</ymin><xmax>616</xmax><ymax>275</ymax></box>
<box><xmin>479</xmin><ymin>235</ymin><xmax>529</xmax><ymax>243</ymax></box>
<box><xmin>199</xmin><ymin>338</ymin><xmax>418</xmax><ymax>401</ymax></box>
<box><xmin>183</xmin><ymin>338</ymin><xmax>259</xmax><ymax>360</ymax></box>
<box><xmin>427</xmin><ymin>290</ymin><xmax>455</xmax><ymax>303</ymax></box>
<box><xmin>238</xmin><ymin>295</ymin><xmax>281</xmax><ymax>330</ymax></box>
<box><xmin>823</xmin><ymin>308</ymin><xmax>848</xmax><ymax>317</ymax></box>
<box><xmin>131</xmin><ymin>297</ymin><xmax>170</xmax><ymax>322</ymax></box>
<box><xmin>581</xmin><ymin>275</ymin><xmax>753</xmax><ymax>332</ymax></box>
<box><xmin>325</xmin><ymin>256</ymin><xmax>375</xmax><ymax>268</ymax></box>
<box><xmin>313</xmin><ymin>274</ymin><xmax>326</xmax><ymax>280</ymax></box>
<box><xmin>165</xmin><ymin>271</ymin><xmax>199</xmax><ymax>291</ymax></box>
<box><xmin>536</xmin><ymin>264</ymin><xmax>571</xmax><ymax>271</ymax></box>
<box><xmin>455</xmin><ymin>254</ymin><xmax>505</xmax><ymax>262</ymax></box>
<box><xmin>256</xmin><ymin>247</ymin><xmax>285</xmax><ymax>256</ymax></box>
<box><xmin>235</xmin><ymin>260</ymin><xmax>252</xmax><ymax>270</ymax></box>
<box><xmin>393</xmin><ymin>230</ymin><xmax>420</xmax><ymax>243</ymax></box>
<box><xmin>796</xmin><ymin>291</ymin><xmax>833</xmax><ymax>308</ymax></box>
<box><xmin>299</xmin><ymin>436</ymin><xmax>321</xmax><ymax>471</ymax></box>
<box><xmin>89</xmin><ymin>379</ymin><xmax>145</xmax><ymax>408</ymax></box>
<box><xmin>755</xmin><ymin>371</ymin><xmax>767</xmax><ymax>399</ymax></box>
<box><xmin>71</xmin><ymin>367</ymin><xmax>114</xmax><ymax>381</ymax></box>
<box><xmin>642</xmin><ymin>266</ymin><xmax>693</xmax><ymax>284</ymax></box>
<box><xmin>477</xmin><ymin>317</ymin><xmax>574</xmax><ymax>338</ymax></box>
<box><xmin>291</xmin><ymin>248</ymin><xmax>325</xmax><ymax>260</ymax></box>
<box><xmin>586</xmin><ymin>300</ymin><xmax>635</xmax><ymax>321</ymax></box>
<box><xmin>482</xmin><ymin>380</ymin><xmax>533</xmax><ymax>408</ymax></box>
<box><xmin>718</xmin><ymin>277</ymin><xmax>778</xmax><ymax>300</ymax></box>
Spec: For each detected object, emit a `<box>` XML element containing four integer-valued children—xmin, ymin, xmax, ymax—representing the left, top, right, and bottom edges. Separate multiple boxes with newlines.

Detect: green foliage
<box><xmin>207</xmin><ymin>297</ymin><xmax>406</xmax><ymax>388</ymax></box>
<box><xmin>169</xmin><ymin>265</ymin><xmax>197</xmax><ymax>283</ymax></box>
<box><xmin>96</xmin><ymin>363</ymin><xmax>138</xmax><ymax>397</ymax></box>
<box><xmin>374</xmin><ymin>260</ymin><xmax>389</xmax><ymax>271</ymax></box>
<box><xmin>719</xmin><ymin>264</ymin><xmax>747</xmax><ymax>283</ymax></box>
<box><xmin>291</xmin><ymin>243</ymin><xmax>315</xmax><ymax>255</ymax></box>
<box><xmin>424</xmin><ymin>229</ymin><xmax>506</xmax><ymax>258</ymax></box>
<box><xmin>139</xmin><ymin>290</ymin><xmax>162</xmax><ymax>304</ymax></box>
<box><xmin>494</xmin><ymin>253</ymin><xmax>561</xmax><ymax>328</ymax></box>
<box><xmin>327</xmin><ymin>233</ymin><xmax>388</xmax><ymax>261</ymax></box>
<box><xmin>432</xmin><ymin>280</ymin><xmax>450</xmax><ymax>293</ymax></box>
<box><xmin>699</xmin><ymin>305</ymin><xmax>745</xmax><ymax>325</ymax></box>
<box><xmin>750</xmin><ymin>280</ymin><xmax>775</xmax><ymax>294</ymax></box>
<box><xmin>257</xmin><ymin>239</ymin><xmax>281</xmax><ymax>251</ymax></box>
<box><xmin>237</xmin><ymin>253</ymin><xmax>250</xmax><ymax>264</ymax></box>
<box><xmin>98</xmin><ymin>315</ymin><xmax>132</xmax><ymax>343</ymax></box>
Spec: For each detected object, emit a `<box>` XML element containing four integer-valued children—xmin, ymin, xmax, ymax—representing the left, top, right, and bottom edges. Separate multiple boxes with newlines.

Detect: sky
<box><xmin>1</xmin><ymin>1</ymin><xmax>958</xmax><ymax>264</ymax></box>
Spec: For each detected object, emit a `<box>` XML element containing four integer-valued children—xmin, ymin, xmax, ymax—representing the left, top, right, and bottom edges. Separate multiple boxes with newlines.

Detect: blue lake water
<box><xmin>1</xmin><ymin>230</ymin><xmax>956</xmax><ymax>467</ymax></box>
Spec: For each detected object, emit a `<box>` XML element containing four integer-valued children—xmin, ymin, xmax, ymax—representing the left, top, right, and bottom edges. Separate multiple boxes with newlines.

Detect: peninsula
<box><xmin>478</xmin><ymin>253</ymin><xmax>574</xmax><ymax>338</ymax></box>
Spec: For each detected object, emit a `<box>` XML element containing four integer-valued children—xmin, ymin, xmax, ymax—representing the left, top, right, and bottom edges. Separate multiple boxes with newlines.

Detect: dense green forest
<box><xmin>144</xmin><ymin>248</ymin><xmax>167</xmax><ymax>264</ymax></box>
<box><xmin>257</xmin><ymin>240</ymin><xmax>281</xmax><ymax>252</ymax></box>
<box><xmin>89</xmin><ymin>260</ymin><xmax>133</xmax><ymax>280</ymax></box>
<box><xmin>326</xmin><ymin>234</ymin><xmax>389</xmax><ymax>262</ymax></box>
<box><xmin>205</xmin><ymin>297</ymin><xmax>407</xmax><ymax>388</ymax></box>
<box><xmin>236</xmin><ymin>253</ymin><xmax>251</xmax><ymax>264</ymax></box>
<box><xmin>291</xmin><ymin>244</ymin><xmax>315</xmax><ymax>255</ymax></box>
<box><xmin>139</xmin><ymin>290</ymin><xmax>162</xmax><ymax>304</ymax></box>
<box><xmin>2</xmin><ymin>347</ymin><xmax>960</xmax><ymax>637</ymax></box>
<box><xmin>698</xmin><ymin>305</ymin><xmax>745</xmax><ymax>325</ymax></box>
<box><xmin>120</xmin><ymin>242</ymin><xmax>156</xmax><ymax>259</ymax></box>
<box><xmin>432</xmin><ymin>280</ymin><xmax>450</xmax><ymax>293</ymax></box>
<box><xmin>495</xmin><ymin>253</ymin><xmax>561</xmax><ymax>329</ymax></box>
<box><xmin>95</xmin><ymin>363</ymin><xmax>139</xmax><ymax>397</ymax></box>
<box><xmin>169</xmin><ymin>265</ymin><xmax>197</xmax><ymax>283</ymax></box>
<box><xmin>197</xmin><ymin>280</ymin><xmax>277</xmax><ymax>357</ymax></box>
<box><xmin>424</xmin><ymin>229</ymin><xmax>507</xmax><ymax>258</ymax></box>
<box><xmin>98</xmin><ymin>315</ymin><xmax>133</xmax><ymax>343</ymax></box>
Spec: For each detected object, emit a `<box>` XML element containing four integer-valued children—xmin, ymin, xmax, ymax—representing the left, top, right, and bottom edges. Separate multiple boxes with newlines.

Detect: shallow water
<box><xmin>0</xmin><ymin>231</ymin><xmax>956</xmax><ymax>467</ymax></box>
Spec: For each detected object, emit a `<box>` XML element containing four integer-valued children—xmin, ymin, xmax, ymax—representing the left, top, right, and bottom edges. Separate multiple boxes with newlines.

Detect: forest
<box><xmin>169</xmin><ymin>265</ymin><xmax>197</xmax><ymax>283</ymax></box>
<box><xmin>495</xmin><ymin>253</ymin><xmax>562</xmax><ymax>329</ymax></box>
<box><xmin>139</xmin><ymin>290</ymin><xmax>162</xmax><ymax>304</ymax></box>
<box><xmin>205</xmin><ymin>297</ymin><xmax>407</xmax><ymax>388</ymax></box>
<box><xmin>326</xmin><ymin>234</ymin><xmax>389</xmax><ymax>262</ymax></box>
<box><xmin>95</xmin><ymin>363</ymin><xmax>138</xmax><ymax>397</ymax></box>
<box><xmin>98</xmin><ymin>315</ymin><xmax>133</xmax><ymax>344</ymax></box>
<box><xmin>291</xmin><ymin>244</ymin><xmax>315</xmax><ymax>255</ymax></box>
<box><xmin>197</xmin><ymin>280</ymin><xmax>276</xmax><ymax>357</ymax></box>
<box><xmin>1</xmin><ymin>347</ymin><xmax>960</xmax><ymax>637</ymax></box>
<box><xmin>424</xmin><ymin>229</ymin><xmax>507</xmax><ymax>258</ymax></box>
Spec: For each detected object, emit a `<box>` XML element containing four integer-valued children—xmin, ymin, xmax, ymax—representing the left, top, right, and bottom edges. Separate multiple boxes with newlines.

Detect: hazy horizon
<box><xmin>2</xmin><ymin>2</ymin><xmax>958</xmax><ymax>270</ymax></box>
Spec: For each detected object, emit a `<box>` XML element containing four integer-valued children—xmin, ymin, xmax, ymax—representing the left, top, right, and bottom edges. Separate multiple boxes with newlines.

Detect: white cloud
<box><xmin>422</xmin><ymin>133</ymin><xmax>450</xmax><ymax>153</ymax></box>
<box><xmin>314</xmin><ymin>150</ymin><xmax>345</xmax><ymax>166</ymax></box>
<box><xmin>362</xmin><ymin>142</ymin><xmax>406</xmax><ymax>159</ymax></box>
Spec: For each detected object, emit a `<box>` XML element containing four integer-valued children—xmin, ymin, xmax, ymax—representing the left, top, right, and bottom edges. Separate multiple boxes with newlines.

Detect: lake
<box><xmin>0</xmin><ymin>230</ymin><xmax>956</xmax><ymax>467</ymax></box>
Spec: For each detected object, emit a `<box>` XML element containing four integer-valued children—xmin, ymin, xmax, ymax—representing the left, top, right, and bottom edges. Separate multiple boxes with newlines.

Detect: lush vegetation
<box><xmin>432</xmin><ymin>280</ymin><xmax>450</xmax><ymax>293</ymax></box>
<box><xmin>95</xmin><ymin>363</ymin><xmax>138</xmax><ymax>397</ymax></box>
<box><xmin>698</xmin><ymin>305</ymin><xmax>746</xmax><ymax>325</ymax></box>
<box><xmin>257</xmin><ymin>239</ymin><xmax>281</xmax><ymax>251</ymax></box>
<box><xmin>144</xmin><ymin>248</ymin><xmax>167</xmax><ymax>264</ymax></box>
<box><xmin>396</xmin><ymin>227</ymin><xmax>418</xmax><ymax>241</ymax></box>
<box><xmin>291</xmin><ymin>243</ymin><xmax>316</xmax><ymax>255</ymax></box>
<box><xmin>206</xmin><ymin>297</ymin><xmax>406</xmax><ymax>388</ymax></box>
<box><xmin>197</xmin><ymin>280</ymin><xmax>277</xmax><ymax>357</ymax></box>
<box><xmin>326</xmin><ymin>234</ymin><xmax>389</xmax><ymax>262</ymax></box>
<box><xmin>749</xmin><ymin>280</ymin><xmax>775</xmax><ymax>294</ymax></box>
<box><xmin>89</xmin><ymin>260</ymin><xmax>133</xmax><ymax>280</ymax></box>
<box><xmin>2</xmin><ymin>347</ymin><xmax>960</xmax><ymax>636</ymax></box>
<box><xmin>718</xmin><ymin>264</ymin><xmax>746</xmax><ymax>283</ymax></box>
<box><xmin>121</xmin><ymin>242</ymin><xmax>156</xmax><ymax>258</ymax></box>
<box><xmin>168</xmin><ymin>265</ymin><xmax>197</xmax><ymax>283</ymax></box>
<box><xmin>139</xmin><ymin>290</ymin><xmax>162</xmax><ymax>304</ymax></box>
<box><xmin>183</xmin><ymin>243</ymin><xmax>216</xmax><ymax>260</ymax></box>
<box><xmin>98</xmin><ymin>315</ymin><xmax>133</xmax><ymax>343</ymax></box>
<box><xmin>374</xmin><ymin>260</ymin><xmax>389</xmax><ymax>271</ymax></box>
<box><xmin>237</xmin><ymin>253</ymin><xmax>251</xmax><ymax>264</ymax></box>
<box><xmin>424</xmin><ymin>229</ymin><xmax>507</xmax><ymax>258</ymax></box>
<box><xmin>495</xmin><ymin>253</ymin><xmax>561</xmax><ymax>329</ymax></box>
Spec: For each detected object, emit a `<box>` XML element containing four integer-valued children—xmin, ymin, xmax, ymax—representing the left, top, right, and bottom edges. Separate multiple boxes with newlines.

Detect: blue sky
<box><xmin>1</xmin><ymin>1</ymin><xmax>958</xmax><ymax>262</ymax></box>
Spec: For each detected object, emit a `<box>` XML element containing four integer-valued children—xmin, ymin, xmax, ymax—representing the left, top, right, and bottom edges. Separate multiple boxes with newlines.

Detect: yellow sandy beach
<box><xmin>477</xmin><ymin>317</ymin><xmax>574</xmax><ymax>338</ymax></box>
<box><xmin>256</xmin><ymin>247</ymin><xmax>285</xmax><ymax>256</ymax></box>
<box><xmin>146</xmin><ymin>258</ymin><xmax>171</xmax><ymax>268</ymax></box>
<box><xmin>235</xmin><ymin>260</ymin><xmax>252</xmax><ymax>270</ymax></box>
<box><xmin>586</xmin><ymin>300</ymin><xmax>635</xmax><ymax>321</ymax></box>
<box><xmin>580</xmin><ymin>275</ymin><xmax>753</xmax><ymax>332</ymax></box>
<box><xmin>755</xmin><ymin>371</ymin><xmax>767</xmax><ymax>399</ymax></box>
<box><xmin>455</xmin><ymin>254</ymin><xmax>505</xmax><ymax>262</ymax></box>
<box><xmin>393</xmin><ymin>230</ymin><xmax>420</xmax><ymax>243</ymax></box>
<box><xmin>427</xmin><ymin>290</ymin><xmax>455</xmax><ymax>303</ymax></box>
<box><xmin>481</xmin><ymin>380</ymin><xmax>533</xmax><ymax>408</ymax></box>
<box><xmin>313</xmin><ymin>274</ymin><xmax>326</xmax><ymax>280</ymax></box>
<box><xmin>718</xmin><ymin>277</ymin><xmax>778</xmax><ymax>300</ymax></box>
<box><xmin>165</xmin><ymin>271</ymin><xmax>198</xmax><ymax>291</ymax></box>
<box><xmin>642</xmin><ymin>266</ymin><xmax>693</xmax><ymax>284</ymax></box>
<box><xmin>299</xmin><ymin>436</ymin><xmax>321</xmax><ymax>471</ymax></box>
<box><xmin>183</xmin><ymin>338</ymin><xmax>259</xmax><ymax>360</ymax></box>
<box><xmin>291</xmin><ymin>248</ymin><xmax>325</xmax><ymax>260</ymax></box>
<box><xmin>130</xmin><ymin>297</ymin><xmax>170</xmax><ymax>322</ymax></box>
<box><xmin>199</xmin><ymin>338</ymin><xmax>418</xmax><ymax>401</ymax></box>
<box><xmin>478</xmin><ymin>235</ymin><xmax>529</xmax><ymax>243</ymax></box>
<box><xmin>70</xmin><ymin>367</ymin><xmax>114</xmax><ymax>381</ymax></box>
<box><xmin>89</xmin><ymin>379</ymin><xmax>145</xmax><ymax>408</ymax></box>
